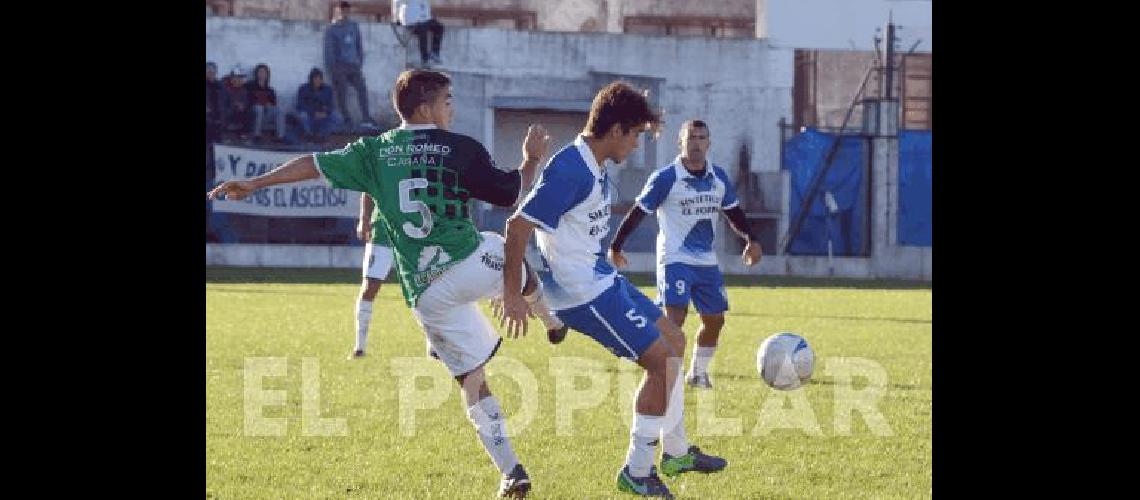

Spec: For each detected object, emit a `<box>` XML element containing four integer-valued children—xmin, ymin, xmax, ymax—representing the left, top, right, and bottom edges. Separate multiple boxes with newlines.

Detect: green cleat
<box><xmin>616</xmin><ymin>465</ymin><xmax>673</xmax><ymax>498</ymax></box>
<box><xmin>659</xmin><ymin>445</ymin><xmax>727</xmax><ymax>477</ymax></box>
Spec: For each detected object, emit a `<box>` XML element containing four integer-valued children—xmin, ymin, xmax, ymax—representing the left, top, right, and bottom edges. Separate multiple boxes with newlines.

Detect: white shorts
<box><xmin>363</xmin><ymin>243</ymin><xmax>394</xmax><ymax>280</ymax></box>
<box><xmin>412</xmin><ymin>232</ymin><xmax>522</xmax><ymax>377</ymax></box>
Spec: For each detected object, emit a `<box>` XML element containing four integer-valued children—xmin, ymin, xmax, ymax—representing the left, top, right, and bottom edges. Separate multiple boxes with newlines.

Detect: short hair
<box><xmin>680</xmin><ymin>119</ymin><xmax>709</xmax><ymax>138</ymax></box>
<box><xmin>338</xmin><ymin>1</ymin><xmax>351</xmax><ymax>10</ymax></box>
<box><xmin>584</xmin><ymin>81</ymin><xmax>662</xmax><ymax>138</ymax></box>
<box><xmin>392</xmin><ymin>70</ymin><xmax>451</xmax><ymax>121</ymax></box>
<box><xmin>309</xmin><ymin>67</ymin><xmax>324</xmax><ymax>80</ymax></box>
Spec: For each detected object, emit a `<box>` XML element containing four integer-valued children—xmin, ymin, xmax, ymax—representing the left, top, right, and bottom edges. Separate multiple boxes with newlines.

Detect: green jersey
<box><xmin>367</xmin><ymin>198</ymin><xmax>391</xmax><ymax>246</ymax></box>
<box><xmin>314</xmin><ymin>125</ymin><xmax>522</xmax><ymax>306</ymax></box>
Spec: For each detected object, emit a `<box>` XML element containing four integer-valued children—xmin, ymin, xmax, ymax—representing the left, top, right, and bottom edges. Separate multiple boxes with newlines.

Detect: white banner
<box><xmin>211</xmin><ymin>144</ymin><xmax>360</xmax><ymax>217</ymax></box>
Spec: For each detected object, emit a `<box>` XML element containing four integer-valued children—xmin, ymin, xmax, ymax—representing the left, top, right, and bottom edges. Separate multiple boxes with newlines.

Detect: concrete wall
<box><xmin>207</xmin><ymin>16</ymin><xmax>413</xmax><ymax>126</ymax></box>
<box><xmin>813</xmin><ymin>50</ymin><xmax>880</xmax><ymax>128</ymax></box>
<box><xmin>206</xmin><ymin>17</ymin><xmax>794</xmax><ymax>173</ymax></box>
<box><xmin>206</xmin><ymin>243</ymin><xmax>364</xmax><ymax>267</ymax></box>
<box><xmin>206</xmin><ymin>17</ymin><xmax>929</xmax><ymax>280</ymax></box>
<box><xmin>221</xmin><ymin>0</ymin><xmax>756</xmax><ymax>33</ymax></box>
<box><xmin>205</xmin><ymin>244</ymin><xmax>931</xmax><ymax>281</ymax></box>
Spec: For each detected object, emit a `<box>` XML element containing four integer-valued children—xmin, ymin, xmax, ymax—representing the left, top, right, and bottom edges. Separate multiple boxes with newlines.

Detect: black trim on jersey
<box><xmin>723</xmin><ymin>206</ymin><xmax>757</xmax><ymax>243</ymax></box>
<box><xmin>454</xmin><ymin>337</ymin><xmax>504</xmax><ymax>382</ymax></box>
<box><xmin>455</xmin><ymin>133</ymin><xmax>521</xmax><ymax>207</ymax></box>
<box><xmin>609</xmin><ymin>205</ymin><xmax>648</xmax><ymax>252</ymax></box>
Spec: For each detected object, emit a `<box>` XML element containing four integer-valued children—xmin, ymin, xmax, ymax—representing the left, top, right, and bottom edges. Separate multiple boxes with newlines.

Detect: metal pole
<box><xmin>779</xmin><ymin>64</ymin><xmax>876</xmax><ymax>254</ymax></box>
<box><xmin>885</xmin><ymin>20</ymin><xmax>896</xmax><ymax>100</ymax></box>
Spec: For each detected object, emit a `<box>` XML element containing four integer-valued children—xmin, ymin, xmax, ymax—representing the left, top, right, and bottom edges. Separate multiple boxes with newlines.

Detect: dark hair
<box><xmin>392</xmin><ymin>70</ymin><xmax>451</xmax><ymax>121</ymax></box>
<box><xmin>309</xmin><ymin>67</ymin><xmax>324</xmax><ymax>81</ymax></box>
<box><xmin>338</xmin><ymin>1</ymin><xmax>351</xmax><ymax>9</ymax></box>
<box><xmin>584</xmin><ymin>81</ymin><xmax>662</xmax><ymax>138</ymax></box>
<box><xmin>251</xmin><ymin>63</ymin><xmax>271</xmax><ymax>89</ymax></box>
<box><xmin>681</xmin><ymin>119</ymin><xmax>709</xmax><ymax>137</ymax></box>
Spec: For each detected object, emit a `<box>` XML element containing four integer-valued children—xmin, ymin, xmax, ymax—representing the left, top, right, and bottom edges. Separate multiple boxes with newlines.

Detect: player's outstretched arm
<box><xmin>207</xmin><ymin>154</ymin><xmax>320</xmax><ymax>201</ymax></box>
<box><xmin>501</xmin><ymin>215</ymin><xmax>537</xmax><ymax>338</ymax></box>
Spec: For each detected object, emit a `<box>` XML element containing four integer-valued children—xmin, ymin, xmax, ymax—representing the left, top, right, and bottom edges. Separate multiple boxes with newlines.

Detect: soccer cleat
<box><xmin>547</xmin><ymin>325</ymin><xmax>568</xmax><ymax>344</ymax></box>
<box><xmin>659</xmin><ymin>445</ymin><xmax>727</xmax><ymax>477</ymax></box>
<box><xmin>498</xmin><ymin>463</ymin><xmax>531</xmax><ymax>498</ymax></box>
<box><xmin>616</xmin><ymin>466</ymin><xmax>673</xmax><ymax>499</ymax></box>
<box><xmin>686</xmin><ymin>372</ymin><xmax>713</xmax><ymax>389</ymax></box>
<box><xmin>347</xmin><ymin>349</ymin><xmax>366</xmax><ymax>360</ymax></box>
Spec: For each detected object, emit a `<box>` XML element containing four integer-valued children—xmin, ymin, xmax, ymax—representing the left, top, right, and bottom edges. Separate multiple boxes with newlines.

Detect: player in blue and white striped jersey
<box><xmin>499</xmin><ymin>84</ymin><xmax>727</xmax><ymax>499</ymax></box>
<box><xmin>608</xmin><ymin>120</ymin><xmax>762</xmax><ymax>390</ymax></box>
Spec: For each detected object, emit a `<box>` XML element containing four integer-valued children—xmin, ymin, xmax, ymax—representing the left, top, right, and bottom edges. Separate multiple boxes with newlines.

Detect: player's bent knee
<box><xmin>670</xmin><ymin>334</ymin><xmax>686</xmax><ymax>356</ymax></box>
<box><xmin>455</xmin><ymin>367</ymin><xmax>491</xmax><ymax>399</ymax></box>
<box><xmin>664</xmin><ymin>306</ymin><xmax>688</xmax><ymax>327</ymax></box>
<box><xmin>362</xmin><ymin>278</ymin><xmax>383</xmax><ymax>299</ymax></box>
<box><xmin>656</xmin><ymin>315</ymin><xmax>685</xmax><ymax>339</ymax></box>
<box><xmin>636</xmin><ymin>338</ymin><xmax>677</xmax><ymax>374</ymax></box>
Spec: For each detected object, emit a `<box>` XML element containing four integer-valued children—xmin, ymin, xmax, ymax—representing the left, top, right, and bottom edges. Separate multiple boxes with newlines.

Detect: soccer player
<box><xmin>499</xmin><ymin>83</ymin><xmax>726</xmax><ymax>499</ymax></box>
<box><xmin>608</xmin><ymin>120</ymin><xmax>762</xmax><ymax>389</ymax></box>
<box><xmin>347</xmin><ymin>192</ymin><xmax>393</xmax><ymax>360</ymax></box>
<box><xmin>208</xmin><ymin>69</ymin><xmax>565</xmax><ymax>498</ymax></box>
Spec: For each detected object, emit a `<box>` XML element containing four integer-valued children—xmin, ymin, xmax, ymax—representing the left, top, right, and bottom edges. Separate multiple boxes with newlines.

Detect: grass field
<box><xmin>206</xmin><ymin>266</ymin><xmax>931</xmax><ymax>499</ymax></box>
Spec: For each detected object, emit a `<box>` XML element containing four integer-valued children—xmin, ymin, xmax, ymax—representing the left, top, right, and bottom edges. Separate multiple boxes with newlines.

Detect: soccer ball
<box><xmin>757</xmin><ymin>333</ymin><xmax>814</xmax><ymax>390</ymax></box>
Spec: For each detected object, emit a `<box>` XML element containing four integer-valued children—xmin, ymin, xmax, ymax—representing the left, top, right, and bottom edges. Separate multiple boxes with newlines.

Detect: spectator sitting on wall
<box><xmin>325</xmin><ymin>1</ymin><xmax>378</xmax><ymax>132</ymax></box>
<box><xmin>294</xmin><ymin>67</ymin><xmax>342</xmax><ymax>144</ymax></box>
<box><xmin>392</xmin><ymin>0</ymin><xmax>444</xmax><ymax>67</ymax></box>
<box><xmin>246</xmin><ymin>63</ymin><xmax>287</xmax><ymax>144</ymax></box>
<box><xmin>220</xmin><ymin>65</ymin><xmax>252</xmax><ymax>142</ymax></box>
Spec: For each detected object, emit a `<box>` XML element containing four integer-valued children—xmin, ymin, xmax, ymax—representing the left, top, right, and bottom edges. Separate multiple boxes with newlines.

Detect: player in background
<box><xmin>608</xmin><ymin>120</ymin><xmax>762</xmax><ymax>389</ymax></box>
<box><xmin>348</xmin><ymin>192</ymin><xmax>393</xmax><ymax>360</ymax></box>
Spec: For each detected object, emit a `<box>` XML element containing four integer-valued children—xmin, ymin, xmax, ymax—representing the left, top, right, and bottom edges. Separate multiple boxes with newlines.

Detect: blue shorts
<box><xmin>556</xmin><ymin>276</ymin><xmax>663</xmax><ymax>360</ymax></box>
<box><xmin>656</xmin><ymin>263</ymin><xmax>729</xmax><ymax>315</ymax></box>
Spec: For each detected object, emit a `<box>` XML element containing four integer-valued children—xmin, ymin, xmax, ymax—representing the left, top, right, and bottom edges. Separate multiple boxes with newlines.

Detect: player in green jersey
<box><xmin>348</xmin><ymin>192</ymin><xmax>393</xmax><ymax>360</ymax></box>
<box><xmin>208</xmin><ymin>70</ymin><xmax>564</xmax><ymax>498</ymax></box>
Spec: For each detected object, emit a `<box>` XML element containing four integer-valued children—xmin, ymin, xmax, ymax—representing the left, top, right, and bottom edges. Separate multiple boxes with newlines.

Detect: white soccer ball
<box><xmin>757</xmin><ymin>333</ymin><xmax>814</xmax><ymax>390</ymax></box>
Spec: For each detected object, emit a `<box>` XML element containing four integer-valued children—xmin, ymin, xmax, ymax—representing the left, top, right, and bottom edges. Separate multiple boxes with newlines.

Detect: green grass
<box><xmin>207</xmin><ymin>266</ymin><xmax>931</xmax><ymax>499</ymax></box>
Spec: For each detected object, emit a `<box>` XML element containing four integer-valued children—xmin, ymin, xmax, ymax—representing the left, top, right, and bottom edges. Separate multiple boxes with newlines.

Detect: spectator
<box><xmin>220</xmin><ymin>65</ymin><xmax>252</xmax><ymax>141</ymax></box>
<box><xmin>246</xmin><ymin>63</ymin><xmax>287</xmax><ymax>144</ymax></box>
<box><xmin>393</xmin><ymin>0</ymin><xmax>444</xmax><ymax>67</ymax></box>
<box><xmin>295</xmin><ymin>67</ymin><xmax>341</xmax><ymax>143</ymax></box>
<box><xmin>324</xmin><ymin>1</ymin><xmax>377</xmax><ymax>131</ymax></box>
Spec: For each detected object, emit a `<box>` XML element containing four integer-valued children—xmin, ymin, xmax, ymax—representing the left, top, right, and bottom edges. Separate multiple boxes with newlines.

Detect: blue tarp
<box><xmin>784</xmin><ymin>128</ymin><xmax>867</xmax><ymax>256</ymax></box>
<box><xmin>898</xmin><ymin>130</ymin><xmax>932</xmax><ymax>246</ymax></box>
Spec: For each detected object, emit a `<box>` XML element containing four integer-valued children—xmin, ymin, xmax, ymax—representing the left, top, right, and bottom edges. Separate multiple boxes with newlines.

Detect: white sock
<box><xmin>523</xmin><ymin>282</ymin><xmax>564</xmax><ymax>330</ymax></box>
<box><xmin>662</xmin><ymin>372</ymin><xmax>690</xmax><ymax>457</ymax></box>
<box><xmin>690</xmin><ymin>345</ymin><xmax>717</xmax><ymax>377</ymax></box>
<box><xmin>466</xmin><ymin>396</ymin><xmax>520</xmax><ymax>475</ymax></box>
<box><xmin>625</xmin><ymin>414</ymin><xmax>664</xmax><ymax>478</ymax></box>
<box><xmin>355</xmin><ymin>300</ymin><xmax>373</xmax><ymax>351</ymax></box>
